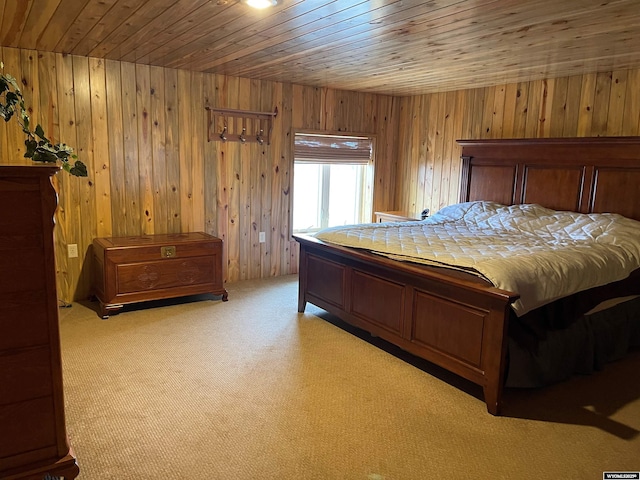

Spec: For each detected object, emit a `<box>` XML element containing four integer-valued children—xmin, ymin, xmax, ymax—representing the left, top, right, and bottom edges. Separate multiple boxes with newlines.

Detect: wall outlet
<box><xmin>68</xmin><ymin>244</ymin><xmax>78</xmax><ymax>258</ymax></box>
<box><xmin>259</xmin><ymin>232</ymin><xmax>266</xmax><ymax>243</ymax></box>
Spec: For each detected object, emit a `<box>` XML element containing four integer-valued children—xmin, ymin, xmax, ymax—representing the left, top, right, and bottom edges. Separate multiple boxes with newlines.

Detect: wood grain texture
<box><xmin>121</xmin><ymin>61</ymin><xmax>142</xmax><ymax>236</ymax></box>
<box><xmin>71</xmin><ymin>55</ymin><xmax>97</xmax><ymax>299</ymax></box>
<box><xmin>89</xmin><ymin>57</ymin><xmax>112</xmax><ymax>238</ymax></box>
<box><xmin>395</xmin><ymin>65</ymin><xmax>640</xmax><ymax>216</ymax></box>
<box><xmin>136</xmin><ymin>63</ymin><xmax>154</xmax><ymax>235</ymax></box>
<box><xmin>149</xmin><ymin>65</ymin><xmax>167</xmax><ymax>235</ymax></box>
<box><xmin>0</xmin><ymin>165</ymin><xmax>79</xmax><ymax>479</ymax></box>
<box><xmin>92</xmin><ymin>232</ymin><xmax>227</xmax><ymax>318</ymax></box>
<box><xmin>55</xmin><ymin>53</ymin><xmax>78</xmax><ymax>301</ymax></box>
<box><xmin>2</xmin><ymin>47</ymin><xmax>23</xmax><ymax>160</ymax></box>
<box><xmin>2</xmin><ymin>44</ymin><xmax>639</xmax><ymax>302</ymax></box>
<box><xmin>164</xmin><ymin>67</ymin><xmax>181</xmax><ymax>234</ymax></box>
<box><xmin>104</xmin><ymin>59</ymin><xmax>126</xmax><ymax>237</ymax></box>
<box><xmin>4</xmin><ymin>0</ymin><xmax>640</xmax><ymax>96</ymax></box>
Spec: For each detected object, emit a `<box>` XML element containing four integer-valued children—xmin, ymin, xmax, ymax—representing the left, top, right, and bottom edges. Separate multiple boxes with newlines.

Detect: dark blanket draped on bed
<box><xmin>508</xmin><ymin>268</ymin><xmax>640</xmax><ymax>352</ymax></box>
<box><xmin>506</xmin><ymin>294</ymin><xmax>640</xmax><ymax>388</ymax></box>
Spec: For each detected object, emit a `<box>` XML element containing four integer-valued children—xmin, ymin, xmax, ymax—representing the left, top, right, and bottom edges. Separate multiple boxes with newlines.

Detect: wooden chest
<box><xmin>93</xmin><ymin>232</ymin><xmax>227</xmax><ymax>318</ymax></box>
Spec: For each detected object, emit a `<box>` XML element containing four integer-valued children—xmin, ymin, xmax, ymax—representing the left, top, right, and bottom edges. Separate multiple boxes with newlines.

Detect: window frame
<box><xmin>291</xmin><ymin>130</ymin><xmax>376</xmax><ymax>236</ymax></box>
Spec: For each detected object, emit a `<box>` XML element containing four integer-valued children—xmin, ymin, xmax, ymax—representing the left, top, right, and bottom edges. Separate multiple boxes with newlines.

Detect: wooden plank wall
<box><xmin>395</xmin><ymin>69</ymin><xmax>640</xmax><ymax>215</ymax></box>
<box><xmin>7</xmin><ymin>44</ymin><xmax>638</xmax><ymax>304</ymax></box>
<box><xmin>0</xmin><ymin>46</ymin><xmax>398</xmax><ymax>302</ymax></box>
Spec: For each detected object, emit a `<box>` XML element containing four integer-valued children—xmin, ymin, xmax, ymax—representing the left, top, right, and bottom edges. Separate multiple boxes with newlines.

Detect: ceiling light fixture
<box><xmin>243</xmin><ymin>0</ymin><xmax>278</xmax><ymax>9</ymax></box>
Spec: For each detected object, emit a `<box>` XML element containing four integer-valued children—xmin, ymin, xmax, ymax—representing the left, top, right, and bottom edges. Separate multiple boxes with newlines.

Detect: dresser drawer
<box><xmin>0</xmin><ymin>166</ymin><xmax>78</xmax><ymax>478</ymax></box>
<box><xmin>0</xmin><ymin>347</ymin><xmax>53</xmax><ymax>405</ymax></box>
<box><xmin>0</xmin><ymin>397</ymin><xmax>57</xmax><ymax>461</ymax></box>
<box><xmin>0</xmin><ymin>291</ymin><xmax>50</xmax><ymax>351</ymax></box>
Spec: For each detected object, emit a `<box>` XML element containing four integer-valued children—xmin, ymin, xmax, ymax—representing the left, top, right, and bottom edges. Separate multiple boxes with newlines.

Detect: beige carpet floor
<box><xmin>58</xmin><ymin>274</ymin><xmax>640</xmax><ymax>480</ymax></box>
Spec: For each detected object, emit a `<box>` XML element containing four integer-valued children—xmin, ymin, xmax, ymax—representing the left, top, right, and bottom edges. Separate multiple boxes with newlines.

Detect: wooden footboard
<box><xmin>294</xmin><ymin>137</ymin><xmax>640</xmax><ymax>414</ymax></box>
<box><xmin>295</xmin><ymin>234</ymin><xmax>519</xmax><ymax>415</ymax></box>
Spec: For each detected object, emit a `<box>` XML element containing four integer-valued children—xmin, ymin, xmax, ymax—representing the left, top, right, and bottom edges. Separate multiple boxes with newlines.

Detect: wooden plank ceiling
<box><xmin>1</xmin><ymin>0</ymin><xmax>639</xmax><ymax>96</ymax></box>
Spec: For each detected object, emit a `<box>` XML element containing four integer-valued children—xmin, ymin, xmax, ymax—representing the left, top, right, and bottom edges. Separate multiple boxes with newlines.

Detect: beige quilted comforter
<box><xmin>313</xmin><ymin>202</ymin><xmax>640</xmax><ymax>316</ymax></box>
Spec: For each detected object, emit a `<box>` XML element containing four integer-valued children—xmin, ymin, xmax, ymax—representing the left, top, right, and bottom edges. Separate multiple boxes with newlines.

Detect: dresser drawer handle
<box><xmin>161</xmin><ymin>246</ymin><xmax>176</xmax><ymax>258</ymax></box>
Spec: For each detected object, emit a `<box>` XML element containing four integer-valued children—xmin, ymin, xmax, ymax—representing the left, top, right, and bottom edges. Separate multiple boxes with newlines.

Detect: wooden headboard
<box><xmin>457</xmin><ymin>137</ymin><xmax>640</xmax><ymax>221</ymax></box>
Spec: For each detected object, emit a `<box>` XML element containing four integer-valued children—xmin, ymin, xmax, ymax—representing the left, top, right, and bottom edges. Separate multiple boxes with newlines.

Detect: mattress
<box><xmin>314</xmin><ymin>201</ymin><xmax>640</xmax><ymax>317</ymax></box>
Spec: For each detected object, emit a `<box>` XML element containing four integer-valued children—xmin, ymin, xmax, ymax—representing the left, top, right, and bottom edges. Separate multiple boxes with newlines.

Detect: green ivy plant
<box><xmin>0</xmin><ymin>61</ymin><xmax>87</xmax><ymax>177</ymax></box>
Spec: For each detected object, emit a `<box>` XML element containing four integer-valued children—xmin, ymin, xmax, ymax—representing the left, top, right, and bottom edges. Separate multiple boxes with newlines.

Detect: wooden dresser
<box><xmin>0</xmin><ymin>166</ymin><xmax>79</xmax><ymax>480</ymax></box>
<box><xmin>93</xmin><ymin>232</ymin><xmax>228</xmax><ymax>318</ymax></box>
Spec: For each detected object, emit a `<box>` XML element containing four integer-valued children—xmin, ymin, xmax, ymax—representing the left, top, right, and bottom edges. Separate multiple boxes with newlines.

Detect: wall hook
<box><xmin>206</xmin><ymin>106</ymin><xmax>277</xmax><ymax>143</ymax></box>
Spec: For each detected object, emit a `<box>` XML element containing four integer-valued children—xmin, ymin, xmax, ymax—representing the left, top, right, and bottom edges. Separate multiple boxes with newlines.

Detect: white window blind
<box><xmin>294</xmin><ymin>133</ymin><xmax>372</xmax><ymax>164</ymax></box>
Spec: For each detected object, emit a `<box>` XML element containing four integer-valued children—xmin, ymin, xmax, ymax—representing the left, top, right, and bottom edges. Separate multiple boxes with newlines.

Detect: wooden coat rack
<box><xmin>206</xmin><ymin>106</ymin><xmax>278</xmax><ymax>145</ymax></box>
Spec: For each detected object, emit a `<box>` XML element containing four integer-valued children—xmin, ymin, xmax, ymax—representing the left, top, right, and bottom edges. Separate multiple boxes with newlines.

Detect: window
<box><xmin>293</xmin><ymin>133</ymin><xmax>374</xmax><ymax>233</ymax></box>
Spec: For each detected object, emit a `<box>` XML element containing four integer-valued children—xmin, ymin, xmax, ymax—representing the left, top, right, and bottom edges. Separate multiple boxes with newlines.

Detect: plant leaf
<box><xmin>70</xmin><ymin>160</ymin><xmax>88</xmax><ymax>177</ymax></box>
<box><xmin>2</xmin><ymin>65</ymin><xmax>88</xmax><ymax>179</ymax></box>
<box><xmin>24</xmin><ymin>138</ymin><xmax>37</xmax><ymax>158</ymax></box>
<box><xmin>33</xmin><ymin>149</ymin><xmax>58</xmax><ymax>163</ymax></box>
<box><xmin>34</xmin><ymin>124</ymin><xmax>50</xmax><ymax>142</ymax></box>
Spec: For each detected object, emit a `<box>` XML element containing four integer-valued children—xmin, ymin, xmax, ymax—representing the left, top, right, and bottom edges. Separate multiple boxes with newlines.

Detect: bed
<box><xmin>294</xmin><ymin>136</ymin><xmax>640</xmax><ymax>415</ymax></box>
